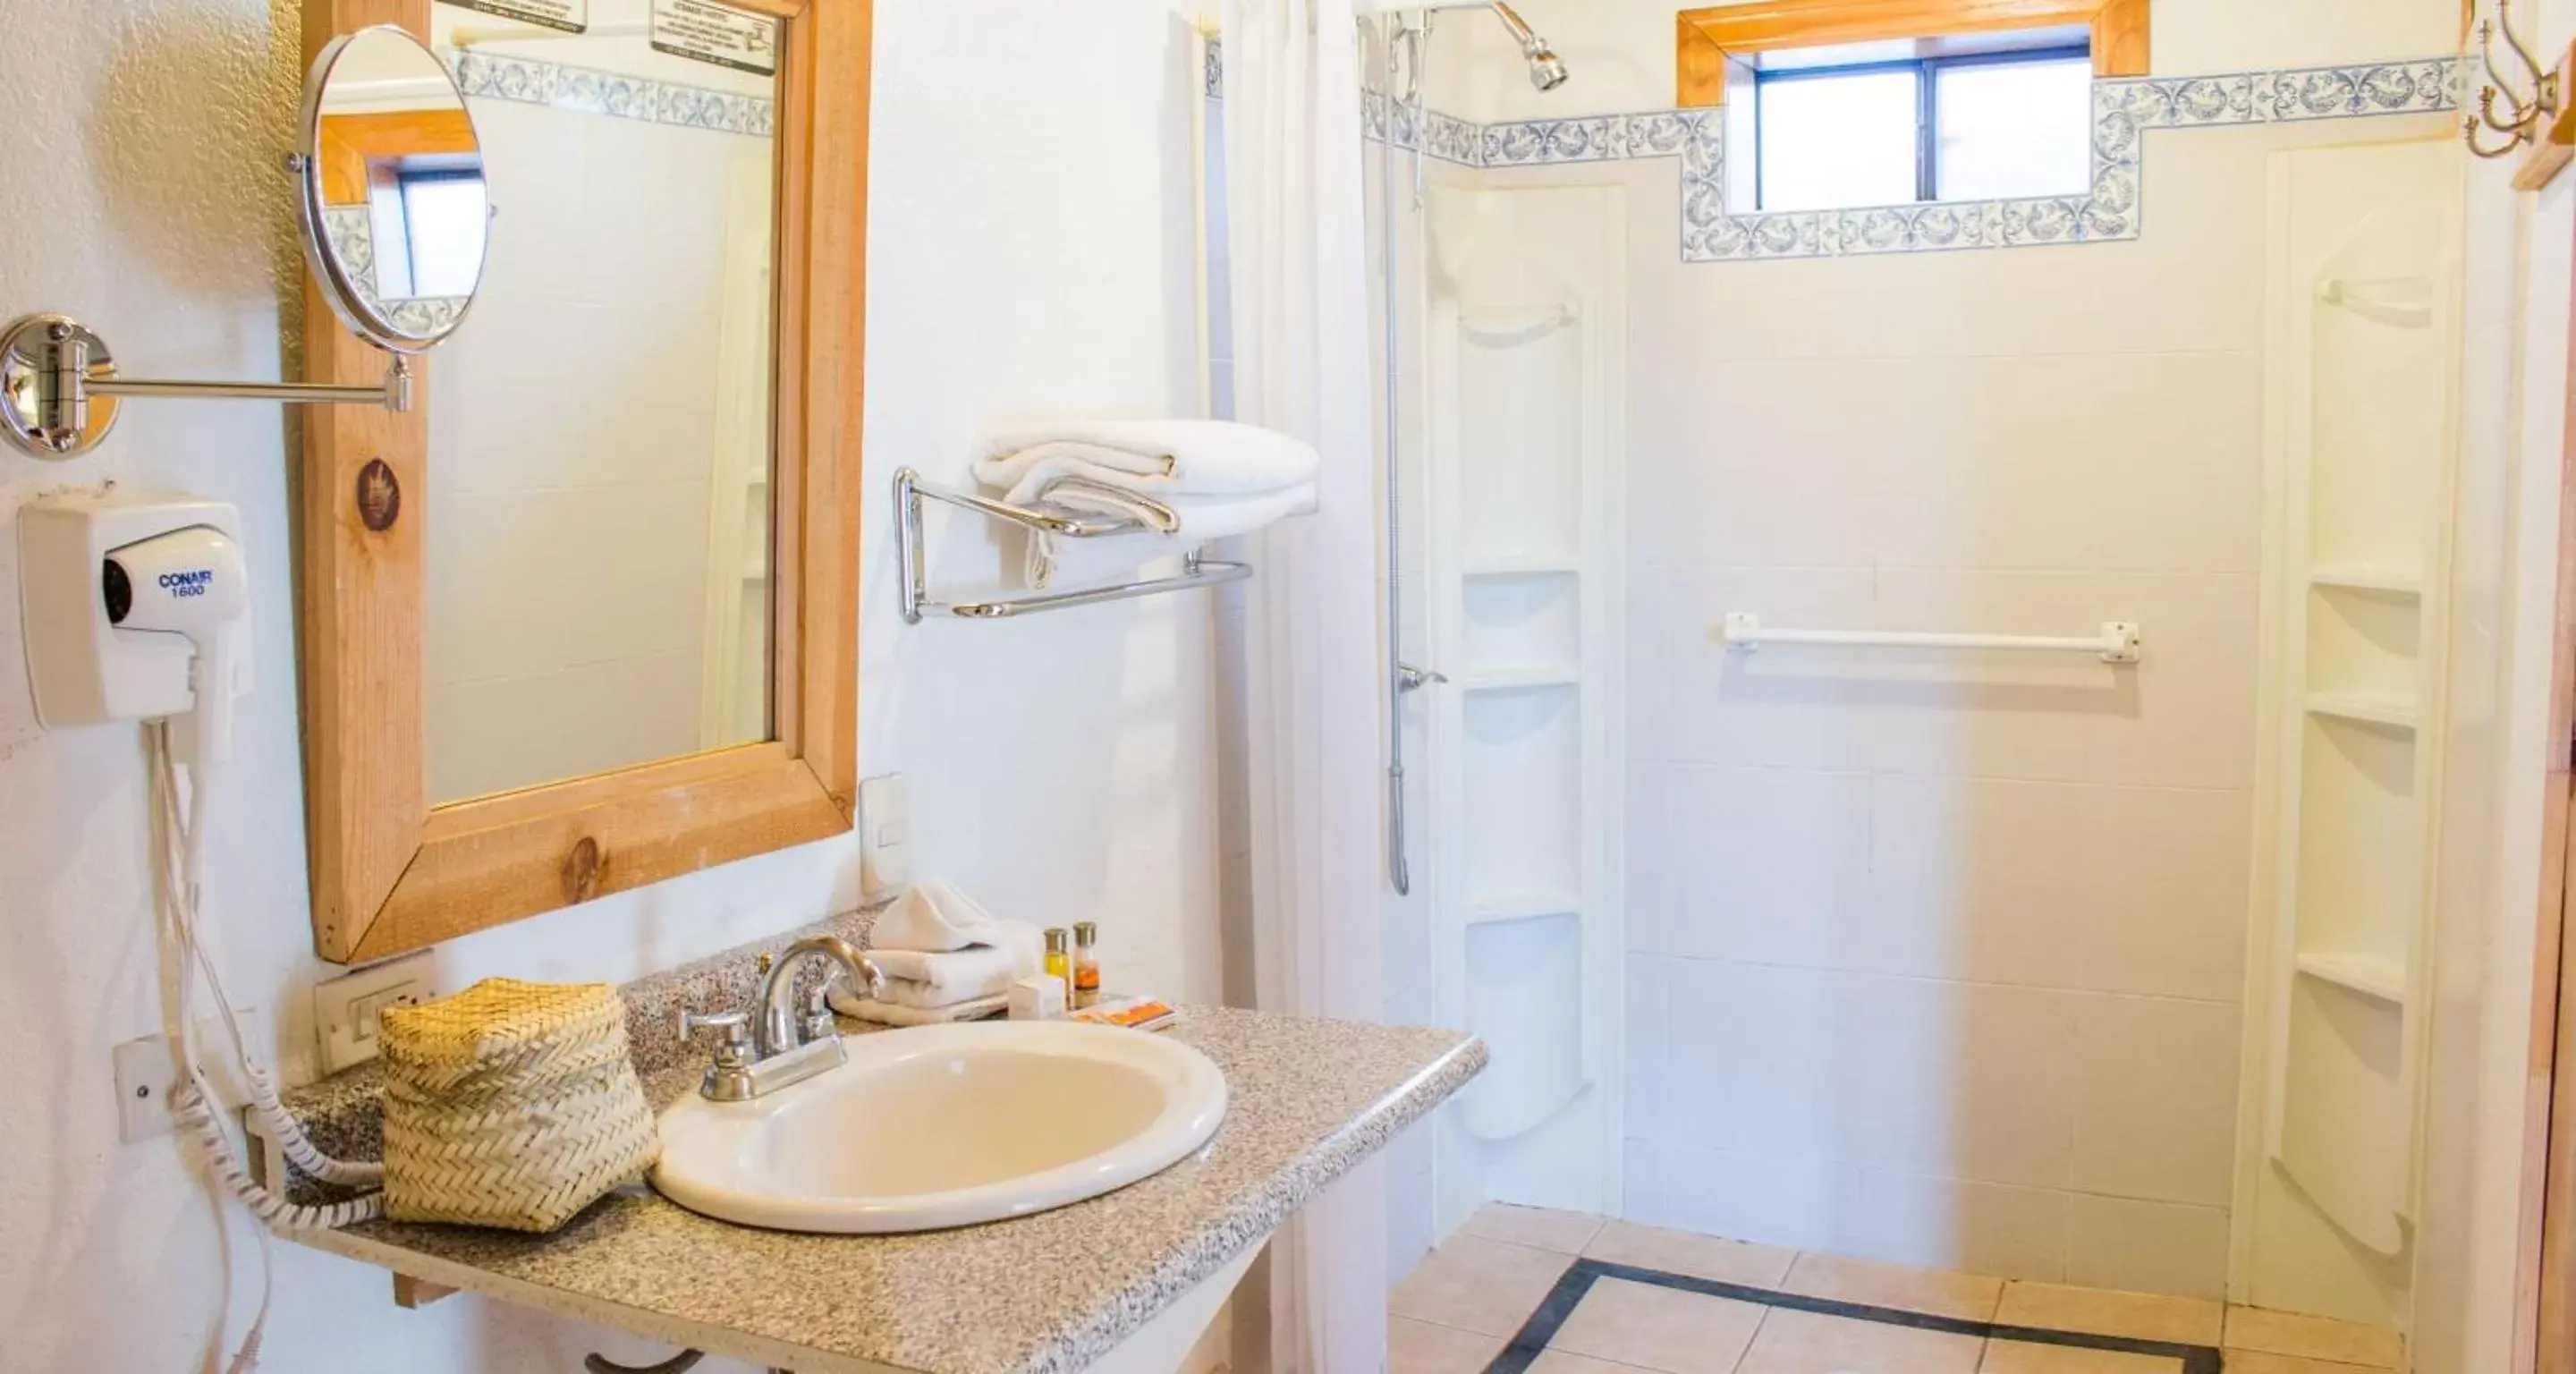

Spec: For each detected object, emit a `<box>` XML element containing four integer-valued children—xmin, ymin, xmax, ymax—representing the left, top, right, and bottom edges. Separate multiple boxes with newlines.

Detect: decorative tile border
<box><xmin>448</xmin><ymin>48</ymin><xmax>775</xmax><ymax>139</ymax></box>
<box><xmin>1561</xmin><ymin>56</ymin><xmax>2455</xmax><ymax>262</ymax></box>
<box><xmin>318</xmin><ymin>207</ymin><xmax>471</xmax><ymax>337</ymax></box>
<box><xmin>1214</xmin><ymin>44</ymin><xmax>2457</xmax><ymax>261</ymax></box>
<box><xmin>1363</xmin><ymin>89</ymin><xmax>1487</xmax><ymax>168</ymax></box>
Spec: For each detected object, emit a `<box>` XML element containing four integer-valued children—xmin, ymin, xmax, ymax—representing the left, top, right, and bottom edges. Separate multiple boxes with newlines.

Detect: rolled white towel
<box><xmin>973</xmin><ymin>420</ymin><xmax>1321</xmax><ymax>497</ymax></box>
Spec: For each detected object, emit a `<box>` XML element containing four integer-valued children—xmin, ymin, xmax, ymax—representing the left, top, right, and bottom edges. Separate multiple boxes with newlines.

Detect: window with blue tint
<box><xmin>1934</xmin><ymin>55</ymin><xmax>2095</xmax><ymax>200</ymax></box>
<box><xmin>1755</xmin><ymin>66</ymin><xmax>1922</xmax><ymax>214</ymax></box>
<box><xmin>398</xmin><ymin>170</ymin><xmax>489</xmax><ymax>300</ymax></box>
<box><xmin>1753</xmin><ymin>43</ymin><xmax>2093</xmax><ymax>213</ymax></box>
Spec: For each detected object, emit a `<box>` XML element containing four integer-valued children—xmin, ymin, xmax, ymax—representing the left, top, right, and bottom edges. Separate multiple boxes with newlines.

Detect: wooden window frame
<box><xmin>317</xmin><ymin>108</ymin><xmax>480</xmax><ymax>208</ymax></box>
<box><xmin>1677</xmin><ymin>0</ymin><xmax>2149</xmax><ymax>108</ymax></box>
<box><xmin>299</xmin><ymin>0</ymin><xmax>869</xmax><ymax>964</ymax></box>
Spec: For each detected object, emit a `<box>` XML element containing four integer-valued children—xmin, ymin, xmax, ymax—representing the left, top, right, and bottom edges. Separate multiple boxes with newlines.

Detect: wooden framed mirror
<box><xmin>299</xmin><ymin>0</ymin><xmax>868</xmax><ymax>964</ymax></box>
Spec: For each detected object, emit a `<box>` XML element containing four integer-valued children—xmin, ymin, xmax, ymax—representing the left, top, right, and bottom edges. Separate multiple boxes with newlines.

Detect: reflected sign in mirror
<box><xmin>303</xmin><ymin>25</ymin><xmax>493</xmax><ymax>352</ymax></box>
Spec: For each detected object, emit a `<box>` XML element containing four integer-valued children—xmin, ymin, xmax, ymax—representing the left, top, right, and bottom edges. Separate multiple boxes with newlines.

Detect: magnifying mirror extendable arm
<box><xmin>4</xmin><ymin>26</ymin><xmax>485</xmax><ymax>461</ymax></box>
<box><xmin>1</xmin><ymin>313</ymin><xmax>414</xmax><ymax>459</ymax></box>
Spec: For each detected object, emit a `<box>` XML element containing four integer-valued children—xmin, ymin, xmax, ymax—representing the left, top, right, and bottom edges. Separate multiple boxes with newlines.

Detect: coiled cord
<box><xmin>149</xmin><ymin>722</ymin><xmax>387</xmax><ymax>1372</ymax></box>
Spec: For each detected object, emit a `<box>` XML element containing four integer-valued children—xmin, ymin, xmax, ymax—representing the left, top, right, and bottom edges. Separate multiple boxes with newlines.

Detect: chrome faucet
<box><xmin>679</xmin><ymin>935</ymin><xmax>886</xmax><ymax>1102</ymax></box>
<box><xmin>758</xmin><ymin>934</ymin><xmax>884</xmax><ymax>1056</ymax></box>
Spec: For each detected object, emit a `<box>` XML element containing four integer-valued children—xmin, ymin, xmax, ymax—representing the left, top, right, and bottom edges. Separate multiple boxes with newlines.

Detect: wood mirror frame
<box><xmin>299</xmin><ymin>0</ymin><xmax>869</xmax><ymax>964</ymax></box>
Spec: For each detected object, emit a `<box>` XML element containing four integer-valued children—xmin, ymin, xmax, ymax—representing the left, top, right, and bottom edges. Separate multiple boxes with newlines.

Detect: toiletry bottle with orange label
<box><xmin>1072</xmin><ymin>921</ymin><xmax>1102</xmax><ymax>1009</ymax></box>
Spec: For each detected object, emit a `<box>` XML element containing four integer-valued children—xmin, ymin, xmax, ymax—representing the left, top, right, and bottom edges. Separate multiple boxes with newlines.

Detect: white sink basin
<box><xmin>649</xmin><ymin>1021</ymin><xmax>1228</xmax><ymax>1234</ymax></box>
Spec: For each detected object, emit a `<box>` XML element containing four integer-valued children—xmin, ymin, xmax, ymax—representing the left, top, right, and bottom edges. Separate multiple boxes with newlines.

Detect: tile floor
<box><xmin>1390</xmin><ymin>1206</ymin><xmax>2405</xmax><ymax>1374</ymax></box>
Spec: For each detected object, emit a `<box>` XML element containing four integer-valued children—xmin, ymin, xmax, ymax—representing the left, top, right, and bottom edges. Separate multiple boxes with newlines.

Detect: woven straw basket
<box><xmin>380</xmin><ymin>978</ymin><xmax>659</xmax><ymax>1233</ymax></box>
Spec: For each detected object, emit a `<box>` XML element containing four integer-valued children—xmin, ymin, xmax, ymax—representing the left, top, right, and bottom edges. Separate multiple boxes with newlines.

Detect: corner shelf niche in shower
<box><xmin>1469</xmin><ymin>890</ymin><xmax>1586</xmax><ymax>927</ymax></box>
<box><xmin>1463</xmin><ymin>553</ymin><xmax>1582</xmax><ymax>577</ymax></box>
<box><xmin>2309</xmin><ymin>563</ymin><xmax>2423</xmax><ymax>597</ymax></box>
<box><xmin>2257</xmin><ymin>142</ymin><xmax>2458</xmax><ymax>1264</ymax></box>
<box><xmin>2294</xmin><ymin>950</ymin><xmax>2409</xmax><ymax>1005</ymax></box>
<box><xmin>1458</xmin><ymin>668</ymin><xmax>1581</xmax><ymax>692</ymax></box>
<box><xmin>2303</xmin><ymin>690</ymin><xmax>2417</xmax><ymax>732</ymax></box>
<box><xmin>1423</xmin><ymin>183</ymin><xmax>1626</xmax><ymax>1223</ymax></box>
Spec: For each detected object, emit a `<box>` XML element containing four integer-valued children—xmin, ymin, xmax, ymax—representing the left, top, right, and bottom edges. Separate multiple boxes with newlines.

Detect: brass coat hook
<box><xmin>2467</xmin><ymin>0</ymin><xmax>2562</xmax><ymax>158</ymax></box>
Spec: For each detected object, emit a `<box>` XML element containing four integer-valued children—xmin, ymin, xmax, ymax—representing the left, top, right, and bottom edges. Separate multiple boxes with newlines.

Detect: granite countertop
<box><xmin>273</xmin><ymin>913</ymin><xmax>1484</xmax><ymax>1374</ymax></box>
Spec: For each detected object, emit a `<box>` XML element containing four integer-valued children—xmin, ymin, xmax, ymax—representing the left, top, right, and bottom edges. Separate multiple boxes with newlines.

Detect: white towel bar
<box><xmin>1720</xmin><ymin>613</ymin><xmax>2142</xmax><ymax>665</ymax></box>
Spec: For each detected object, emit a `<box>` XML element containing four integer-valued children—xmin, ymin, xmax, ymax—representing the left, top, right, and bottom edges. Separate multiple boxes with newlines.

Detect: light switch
<box><xmin>314</xmin><ymin>952</ymin><xmax>437</xmax><ymax>1073</ymax></box>
<box><xmin>860</xmin><ymin>773</ymin><xmax>911</xmax><ymax>899</ymax></box>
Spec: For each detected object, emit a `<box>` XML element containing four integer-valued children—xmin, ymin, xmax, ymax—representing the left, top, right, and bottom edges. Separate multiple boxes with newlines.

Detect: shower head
<box><xmin>1487</xmin><ymin>2</ymin><xmax>1570</xmax><ymax>91</ymax></box>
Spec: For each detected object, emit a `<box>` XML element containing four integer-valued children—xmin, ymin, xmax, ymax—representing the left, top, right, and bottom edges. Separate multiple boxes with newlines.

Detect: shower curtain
<box><xmin>1218</xmin><ymin>0</ymin><xmax>1388</xmax><ymax>1370</ymax></box>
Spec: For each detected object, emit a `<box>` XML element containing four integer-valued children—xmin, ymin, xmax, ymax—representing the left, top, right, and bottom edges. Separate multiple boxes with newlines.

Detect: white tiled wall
<box><xmin>1606</xmin><ymin>106</ymin><xmax>2455</xmax><ymax>1297</ymax></box>
<box><xmin>425</xmin><ymin>97</ymin><xmax>767</xmax><ymax>802</ymax></box>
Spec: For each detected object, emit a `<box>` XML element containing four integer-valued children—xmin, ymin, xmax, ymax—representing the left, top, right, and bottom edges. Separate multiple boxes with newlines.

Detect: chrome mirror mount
<box><xmin>3</xmin><ymin>25</ymin><xmax>487</xmax><ymax>460</ymax></box>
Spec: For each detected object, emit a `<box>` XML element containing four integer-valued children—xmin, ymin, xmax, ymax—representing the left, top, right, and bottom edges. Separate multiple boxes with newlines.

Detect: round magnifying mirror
<box><xmin>300</xmin><ymin>26</ymin><xmax>490</xmax><ymax>353</ymax></box>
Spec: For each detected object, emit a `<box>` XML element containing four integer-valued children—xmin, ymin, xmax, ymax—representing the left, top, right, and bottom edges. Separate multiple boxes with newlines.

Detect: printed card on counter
<box><xmin>445</xmin><ymin>0</ymin><xmax>588</xmax><ymax>34</ymax></box>
<box><xmin>650</xmin><ymin>0</ymin><xmax>779</xmax><ymax>76</ymax></box>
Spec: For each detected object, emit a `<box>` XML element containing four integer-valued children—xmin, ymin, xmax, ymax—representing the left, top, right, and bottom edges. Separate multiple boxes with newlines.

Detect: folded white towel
<box><xmin>1014</xmin><ymin>482</ymin><xmax>1318</xmax><ymax>589</ymax></box>
<box><xmin>973</xmin><ymin>420</ymin><xmax>1322</xmax><ymax>497</ymax></box>
<box><xmin>870</xmin><ymin>880</ymin><xmax>1007</xmax><ymax>954</ymax></box>
<box><xmin>867</xmin><ymin>928</ymin><xmax>1044</xmax><ymax>1004</ymax></box>
<box><xmin>828</xmin><ymin>991</ymin><xmax>1009</xmax><ymax>1027</ymax></box>
<box><xmin>865</xmin><ymin>972</ymin><xmax>1005</xmax><ymax>1011</ymax></box>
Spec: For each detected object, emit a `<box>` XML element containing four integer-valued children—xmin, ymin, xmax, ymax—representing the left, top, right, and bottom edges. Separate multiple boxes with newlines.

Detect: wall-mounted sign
<box><xmin>650</xmin><ymin>0</ymin><xmax>779</xmax><ymax>77</ymax></box>
<box><xmin>442</xmin><ymin>0</ymin><xmax>588</xmax><ymax>34</ymax></box>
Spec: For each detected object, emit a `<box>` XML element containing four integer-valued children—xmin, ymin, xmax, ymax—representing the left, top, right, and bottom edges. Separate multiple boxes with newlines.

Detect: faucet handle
<box><xmin>679</xmin><ymin>1008</ymin><xmax>754</xmax><ymax>1064</ymax></box>
<box><xmin>794</xmin><ymin>957</ymin><xmax>884</xmax><ymax>1043</ymax></box>
<box><xmin>797</xmin><ymin>985</ymin><xmax>839</xmax><ymax>1045</ymax></box>
<box><xmin>681</xmin><ymin>1009</ymin><xmax>760</xmax><ymax>1101</ymax></box>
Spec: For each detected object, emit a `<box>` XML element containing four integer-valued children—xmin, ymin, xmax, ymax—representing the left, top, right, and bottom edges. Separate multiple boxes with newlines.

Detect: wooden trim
<box><xmin>391</xmin><ymin>1275</ymin><xmax>457</xmax><ymax>1309</ymax></box>
<box><xmin>1676</xmin><ymin>0</ymin><xmax>2149</xmax><ymax>106</ymax></box>
<box><xmin>302</xmin><ymin>0</ymin><xmax>870</xmax><ymax>963</ymax></box>
<box><xmin>346</xmin><ymin>747</ymin><xmax>847</xmax><ymax>961</ymax></box>
<box><xmin>2539</xmin><ymin>196</ymin><xmax>2576</xmax><ymax>1374</ymax></box>
<box><xmin>2543</xmin><ymin>773</ymin><xmax>2575</xmax><ymax>1374</ymax></box>
<box><xmin>318</xmin><ymin>110</ymin><xmax>478</xmax><ymax>207</ymax></box>
<box><xmin>301</xmin><ymin>0</ymin><xmax>436</xmax><ymax>963</ymax></box>
<box><xmin>2512</xmin><ymin>42</ymin><xmax>2576</xmax><ymax>193</ymax></box>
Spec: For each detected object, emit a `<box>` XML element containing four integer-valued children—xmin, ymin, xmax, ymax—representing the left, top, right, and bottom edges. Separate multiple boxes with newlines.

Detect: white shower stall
<box><xmin>1209</xmin><ymin>0</ymin><xmax>2487</xmax><ymax>1340</ymax></box>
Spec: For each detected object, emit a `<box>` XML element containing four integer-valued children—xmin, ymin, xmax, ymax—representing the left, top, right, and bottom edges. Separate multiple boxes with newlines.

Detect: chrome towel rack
<box><xmin>1721</xmin><ymin>612</ymin><xmax>2143</xmax><ymax>665</ymax></box>
<box><xmin>894</xmin><ymin>467</ymin><xmax>1252</xmax><ymax>623</ymax></box>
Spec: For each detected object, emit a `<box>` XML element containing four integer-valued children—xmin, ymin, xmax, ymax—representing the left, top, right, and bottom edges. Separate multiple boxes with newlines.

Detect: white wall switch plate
<box><xmin>113</xmin><ymin>1008</ymin><xmax>256</xmax><ymax>1145</ymax></box>
<box><xmin>860</xmin><ymin>772</ymin><xmax>911</xmax><ymax>899</ymax></box>
<box><xmin>315</xmin><ymin>952</ymin><xmax>438</xmax><ymax>1074</ymax></box>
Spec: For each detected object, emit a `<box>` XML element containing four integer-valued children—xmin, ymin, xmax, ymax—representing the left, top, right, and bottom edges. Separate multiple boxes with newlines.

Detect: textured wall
<box><xmin>0</xmin><ymin>1</ymin><xmax>1215</xmax><ymax>1370</ymax></box>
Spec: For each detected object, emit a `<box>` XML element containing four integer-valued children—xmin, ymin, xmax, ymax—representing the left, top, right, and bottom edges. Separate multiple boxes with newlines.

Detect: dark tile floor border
<box><xmin>1482</xmin><ymin>1259</ymin><xmax>2225</xmax><ymax>1374</ymax></box>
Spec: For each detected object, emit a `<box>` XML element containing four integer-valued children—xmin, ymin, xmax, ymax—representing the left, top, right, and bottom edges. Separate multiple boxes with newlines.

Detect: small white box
<box><xmin>1007</xmin><ymin>974</ymin><xmax>1066</xmax><ymax>1021</ymax></box>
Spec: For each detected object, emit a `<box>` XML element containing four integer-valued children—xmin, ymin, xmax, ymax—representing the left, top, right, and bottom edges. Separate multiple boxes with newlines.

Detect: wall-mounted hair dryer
<box><xmin>20</xmin><ymin>489</ymin><xmax>253</xmax><ymax>769</ymax></box>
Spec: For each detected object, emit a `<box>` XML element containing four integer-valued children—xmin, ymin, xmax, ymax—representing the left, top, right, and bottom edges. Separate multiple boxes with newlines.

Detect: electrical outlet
<box><xmin>860</xmin><ymin>772</ymin><xmax>911</xmax><ymax>898</ymax></box>
<box><xmin>113</xmin><ymin>1007</ymin><xmax>257</xmax><ymax>1145</ymax></box>
<box><xmin>315</xmin><ymin>952</ymin><xmax>437</xmax><ymax>1073</ymax></box>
